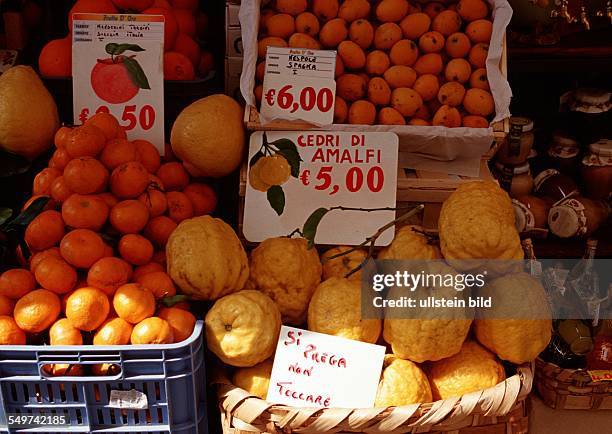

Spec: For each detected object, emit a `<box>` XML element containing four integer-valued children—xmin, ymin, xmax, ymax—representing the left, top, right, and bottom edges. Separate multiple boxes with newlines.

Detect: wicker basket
<box><xmin>535</xmin><ymin>357</ymin><xmax>612</xmax><ymax>410</ymax></box>
<box><xmin>215</xmin><ymin>364</ymin><xmax>533</xmax><ymax>434</ymax></box>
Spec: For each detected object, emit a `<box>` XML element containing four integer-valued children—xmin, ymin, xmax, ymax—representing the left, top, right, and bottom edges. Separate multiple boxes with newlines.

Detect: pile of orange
<box><xmin>0</xmin><ymin>112</ymin><xmax>210</xmax><ymax>363</ymax></box>
<box><xmin>255</xmin><ymin>0</ymin><xmax>496</xmax><ymax>127</ymax></box>
<box><xmin>38</xmin><ymin>0</ymin><xmax>213</xmax><ymax>80</ymax></box>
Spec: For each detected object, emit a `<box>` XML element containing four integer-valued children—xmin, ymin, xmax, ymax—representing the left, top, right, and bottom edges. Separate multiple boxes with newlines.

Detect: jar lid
<box><xmin>589</xmin><ymin>139</ymin><xmax>612</xmax><ymax>157</ymax></box>
<box><xmin>512</xmin><ymin>199</ymin><xmax>535</xmax><ymax>232</ymax></box>
<box><xmin>510</xmin><ymin>116</ymin><xmax>533</xmax><ymax>132</ymax></box>
<box><xmin>571</xmin><ymin>88</ymin><xmax>611</xmax><ymax>114</ymax></box>
<box><xmin>570</xmin><ymin>336</ymin><xmax>595</xmax><ymax>355</ymax></box>
<box><xmin>548</xmin><ymin>199</ymin><xmax>588</xmax><ymax>238</ymax></box>
<box><xmin>548</xmin><ymin>144</ymin><xmax>580</xmax><ymax>159</ymax></box>
<box><xmin>495</xmin><ymin>162</ymin><xmax>530</xmax><ymax>175</ymax></box>
<box><xmin>552</xmin><ymin>133</ymin><xmax>578</xmax><ymax>147</ymax></box>
<box><xmin>533</xmin><ymin>168</ymin><xmax>560</xmax><ymax>191</ymax></box>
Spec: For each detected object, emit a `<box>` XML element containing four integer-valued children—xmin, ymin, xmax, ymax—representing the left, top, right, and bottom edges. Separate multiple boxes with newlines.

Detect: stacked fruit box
<box><xmin>225</xmin><ymin>0</ymin><xmax>244</xmax><ymax>101</ymax></box>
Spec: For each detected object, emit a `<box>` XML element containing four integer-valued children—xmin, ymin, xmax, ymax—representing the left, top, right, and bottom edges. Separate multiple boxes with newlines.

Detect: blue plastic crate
<box><xmin>0</xmin><ymin>321</ymin><xmax>207</xmax><ymax>434</ymax></box>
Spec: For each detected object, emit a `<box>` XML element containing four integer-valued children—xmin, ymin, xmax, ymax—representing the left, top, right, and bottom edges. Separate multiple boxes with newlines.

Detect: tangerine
<box><xmin>87</xmin><ymin>257</ymin><xmax>133</xmax><ymax>296</ymax></box>
<box><xmin>61</xmin><ymin>194</ymin><xmax>109</xmax><ymax>231</ymax></box>
<box><xmin>133</xmin><ymin>139</ymin><xmax>161</xmax><ymax>173</ymax></box>
<box><xmin>99</xmin><ymin>139</ymin><xmax>139</xmax><ymax>170</ymax></box>
<box><xmin>110</xmin><ymin>200</ymin><xmax>150</xmax><ymax>234</ymax></box>
<box><xmin>34</xmin><ymin>256</ymin><xmax>77</xmax><ymax>294</ymax></box>
<box><xmin>63</xmin><ymin>157</ymin><xmax>109</xmax><ymax>194</ymax></box>
<box><xmin>156</xmin><ymin>162</ymin><xmax>190</xmax><ymax>191</ymax></box>
<box><xmin>118</xmin><ymin>234</ymin><xmax>154</xmax><ymax>266</ymax></box>
<box><xmin>113</xmin><ymin>283</ymin><xmax>155</xmax><ymax>324</ymax></box>
<box><xmin>14</xmin><ymin>289</ymin><xmax>61</xmax><ymax>333</ymax></box>
<box><xmin>0</xmin><ymin>269</ymin><xmax>36</xmax><ymax>299</ymax></box>
<box><xmin>131</xmin><ymin>317</ymin><xmax>173</xmax><ymax>344</ymax></box>
<box><xmin>0</xmin><ymin>316</ymin><xmax>26</xmax><ymax>345</ymax></box>
<box><xmin>135</xmin><ymin>271</ymin><xmax>176</xmax><ymax>299</ymax></box>
<box><xmin>158</xmin><ymin>307</ymin><xmax>195</xmax><ymax>342</ymax></box>
<box><xmin>25</xmin><ymin>210</ymin><xmax>65</xmax><ymax>251</ymax></box>
<box><xmin>110</xmin><ymin>161</ymin><xmax>150</xmax><ymax>198</ymax></box>
<box><xmin>65</xmin><ymin>287</ymin><xmax>110</xmax><ymax>331</ymax></box>
<box><xmin>59</xmin><ymin>229</ymin><xmax>106</xmax><ymax>269</ymax></box>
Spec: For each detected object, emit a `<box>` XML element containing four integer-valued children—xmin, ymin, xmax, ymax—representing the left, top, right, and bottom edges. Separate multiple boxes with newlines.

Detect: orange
<box><xmin>86</xmin><ymin>112</ymin><xmax>121</xmax><ymax>141</ymax></box>
<box><xmin>266</xmin><ymin>13</ymin><xmax>295</xmax><ymax>39</ymax></box>
<box><xmin>166</xmin><ymin>191</ymin><xmax>194</xmax><ymax>223</ymax></box>
<box><xmin>414</xmin><ymin>53</ymin><xmax>443</xmax><ymax>75</ymax></box>
<box><xmin>423</xmin><ymin>2</ymin><xmax>444</xmax><ymax>19</ymax></box>
<box><xmin>468</xmin><ymin>42</ymin><xmax>488</xmax><ymax>68</ymax></box>
<box><xmin>93</xmin><ymin>317</ymin><xmax>133</xmax><ymax>345</ymax></box>
<box><xmin>365</xmin><ymin>50</ymin><xmax>390</xmax><ymax>76</ymax></box>
<box><xmin>138</xmin><ymin>188</ymin><xmax>168</xmax><ymax>217</ymax></box>
<box><xmin>400</xmin><ymin>13</ymin><xmax>430</xmax><ymax>39</ymax></box>
<box><xmin>338</xmin><ymin>0</ymin><xmax>370</xmax><ymax>22</ymax></box>
<box><xmin>135</xmin><ymin>271</ymin><xmax>176</xmax><ymax>299</ymax></box>
<box><xmin>61</xmin><ymin>194</ymin><xmax>109</xmax><ymax>231</ymax></box>
<box><xmin>151</xmin><ymin>171</ymin><xmax>168</xmax><ymax>190</ymax></box>
<box><xmin>113</xmin><ymin>283</ymin><xmax>155</xmax><ymax>324</ymax></box>
<box><xmin>319</xmin><ymin>18</ymin><xmax>348</xmax><ymax>48</ymax></box>
<box><xmin>183</xmin><ymin>183</ymin><xmax>217</xmax><ymax>216</ymax></box>
<box><xmin>34</xmin><ymin>256</ymin><xmax>77</xmax><ymax>294</ymax></box>
<box><xmin>133</xmin><ymin>262</ymin><xmax>165</xmax><ymax>281</ymax></box>
<box><xmin>438</xmin><ymin>81</ymin><xmax>466</xmax><ymax>107</ymax></box>
<box><xmin>0</xmin><ymin>315</ymin><xmax>26</xmax><ymax>344</ymax></box>
<box><xmin>337</xmin><ymin>73</ymin><xmax>367</xmax><ymax>102</ymax></box>
<box><xmin>164</xmin><ymin>52</ymin><xmax>195</xmax><ymax>80</ymax></box>
<box><xmin>54</xmin><ymin>126</ymin><xmax>72</xmax><ymax>148</ymax></box>
<box><xmin>49</xmin><ymin>177</ymin><xmax>72</xmax><ymax>204</ymax></box>
<box><xmin>378</xmin><ymin>107</ymin><xmax>406</xmax><ymax>125</ymax></box>
<box><xmin>133</xmin><ymin>139</ymin><xmax>161</xmax><ymax>173</ymax></box>
<box><xmin>432</xmin><ymin>10</ymin><xmax>462</xmax><ymax>36</ymax></box>
<box><xmin>131</xmin><ymin>317</ymin><xmax>173</xmax><ymax>344</ymax></box>
<box><xmin>87</xmin><ymin>257</ymin><xmax>133</xmax><ymax>296</ymax></box>
<box><xmin>144</xmin><ymin>216</ymin><xmax>177</xmax><ymax>247</ymax></box>
<box><xmin>391</xmin><ymin>87</ymin><xmax>423</xmax><ymax>116</ymax></box>
<box><xmin>376</xmin><ymin>0</ymin><xmax>410</xmax><ymax>23</ymax></box>
<box><xmin>463</xmin><ymin>88</ymin><xmax>495</xmax><ymax>116</ymax></box>
<box><xmin>156</xmin><ymin>162</ymin><xmax>189</xmax><ymax>191</ymax></box>
<box><xmin>368</xmin><ymin>77</ymin><xmax>392</xmax><ymax>106</ymax></box>
<box><xmin>433</xmin><ymin>104</ymin><xmax>462</xmax><ymax>127</ymax></box>
<box><xmin>118</xmin><ymin>234</ymin><xmax>154</xmax><ymax>266</ymax></box>
<box><xmin>463</xmin><ymin>115</ymin><xmax>489</xmax><ymax>128</ymax></box>
<box><xmin>173</xmin><ymin>33</ymin><xmax>200</xmax><ymax>68</ymax></box>
<box><xmin>158</xmin><ymin>307</ymin><xmax>196</xmax><ymax>342</ymax></box>
<box><xmin>465</xmin><ymin>19</ymin><xmax>492</xmax><ymax>43</ymax></box>
<box><xmin>0</xmin><ymin>295</ymin><xmax>14</xmax><ymax>316</ymax></box>
<box><xmin>445</xmin><ymin>58</ymin><xmax>471</xmax><ymax>83</ymax></box>
<box><xmin>348</xmin><ymin>100</ymin><xmax>376</xmax><ymax>125</ymax></box>
<box><xmin>383</xmin><ymin>65</ymin><xmax>417</xmax><ymax>88</ymax></box>
<box><xmin>63</xmin><ymin>157</ymin><xmax>109</xmax><ymax>195</ymax></box>
<box><xmin>413</xmin><ymin>74</ymin><xmax>440</xmax><ymax>102</ymax></box>
<box><xmin>33</xmin><ymin>168</ymin><xmax>61</xmax><ymax>196</ymax></box>
<box><xmin>111</xmin><ymin>161</ymin><xmax>150</xmax><ymax>199</ymax></box>
<box><xmin>49</xmin><ymin>318</ymin><xmax>83</xmax><ymax>345</ymax></box>
<box><xmin>389</xmin><ymin>39</ymin><xmax>419</xmax><ymax>66</ymax></box>
<box><xmin>419</xmin><ymin>31</ymin><xmax>445</xmax><ymax>53</ymax></box>
<box><xmin>338</xmin><ymin>40</ymin><xmax>366</xmax><ymax>70</ymax></box>
<box><xmin>349</xmin><ymin>19</ymin><xmax>374</xmax><ymax>49</ymax></box>
<box><xmin>99</xmin><ymin>139</ymin><xmax>139</xmax><ymax>170</ymax></box>
<box><xmin>65</xmin><ymin>124</ymin><xmax>106</xmax><ymax>158</ymax></box>
<box><xmin>0</xmin><ymin>268</ymin><xmax>35</xmax><ymax>299</ymax></box>
<box><xmin>60</xmin><ymin>229</ymin><xmax>106</xmax><ymax>269</ymax></box>
<box><xmin>98</xmin><ymin>192</ymin><xmax>119</xmax><ymax>208</ymax></box>
<box><xmin>312</xmin><ymin>0</ymin><xmax>339</xmax><ymax>22</ymax></box>
<box><xmin>38</xmin><ymin>37</ymin><xmax>71</xmax><ymax>77</ymax></box>
<box><xmin>334</xmin><ymin>97</ymin><xmax>348</xmax><ymax>123</ymax></box>
<box><xmin>374</xmin><ymin>23</ymin><xmax>402</xmax><ymax>50</ymax></box>
<box><xmin>142</xmin><ymin>7</ymin><xmax>177</xmax><ymax>48</ymax></box>
<box><xmin>43</xmin><ymin>363</ymin><xmax>85</xmax><ymax>376</ymax></box>
<box><xmin>457</xmin><ymin>0</ymin><xmax>489</xmax><ymax>21</ymax></box>
<box><xmin>69</xmin><ymin>0</ymin><xmax>117</xmax><ymax>29</ymax></box>
<box><xmin>110</xmin><ymin>200</ymin><xmax>150</xmax><ymax>234</ymax></box>
<box><xmin>174</xmin><ymin>9</ymin><xmax>197</xmax><ymax>37</ymax></box>
<box><xmin>469</xmin><ymin>68</ymin><xmax>490</xmax><ymax>90</ymax></box>
<box><xmin>29</xmin><ymin>247</ymin><xmax>61</xmax><ymax>273</ymax></box>
<box><xmin>49</xmin><ymin>147</ymin><xmax>72</xmax><ymax>171</ymax></box>
<box><xmin>445</xmin><ymin>32</ymin><xmax>471</xmax><ymax>58</ymax></box>
<box><xmin>276</xmin><ymin>0</ymin><xmax>307</xmax><ymax>16</ymax></box>
<box><xmin>65</xmin><ymin>287</ymin><xmax>110</xmax><ymax>331</ymax></box>
<box><xmin>25</xmin><ymin>210</ymin><xmax>65</xmax><ymax>251</ymax></box>
<box><xmin>14</xmin><ymin>288</ymin><xmax>61</xmax><ymax>333</ymax></box>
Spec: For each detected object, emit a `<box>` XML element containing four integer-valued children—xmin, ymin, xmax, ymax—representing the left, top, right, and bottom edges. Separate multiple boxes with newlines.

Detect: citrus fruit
<box><xmin>65</xmin><ymin>287</ymin><xmax>110</xmax><ymax>331</ymax></box>
<box><xmin>158</xmin><ymin>307</ymin><xmax>196</xmax><ymax>342</ymax></box>
<box><xmin>131</xmin><ymin>317</ymin><xmax>174</xmax><ymax>344</ymax></box>
<box><xmin>375</xmin><ymin>355</ymin><xmax>432</xmax><ymax>406</ymax></box>
<box><xmin>14</xmin><ymin>289</ymin><xmax>61</xmax><ymax>333</ymax></box>
<box><xmin>49</xmin><ymin>318</ymin><xmax>83</xmax><ymax>345</ymax></box>
<box><xmin>93</xmin><ymin>317</ymin><xmax>133</xmax><ymax>345</ymax></box>
<box><xmin>232</xmin><ymin>359</ymin><xmax>273</xmax><ymax>399</ymax></box>
<box><xmin>0</xmin><ymin>268</ymin><xmax>36</xmax><ymax>299</ymax></box>
<box><xmin>0</xmin><ymin>315</ymin><xmax>26</xmax><ymax>344</ymax></box>
<box><xmin>113</xmin><ymin>283</ymin><xmax>155</xmax><ymax>324</ymax></box>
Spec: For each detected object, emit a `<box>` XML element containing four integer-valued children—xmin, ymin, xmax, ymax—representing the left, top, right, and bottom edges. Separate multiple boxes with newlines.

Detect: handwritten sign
<box><xmin>266</xmin><ymin>326</ymin><xmax>385</xmax><ymax>408</ymax></box>
<box><xmin>243</xmin><ymin>131</ymin><xmax>398</xmax><ymax>245</ymax></box>
<box><xmin>260</xmin><ymin>47</ymin><xmax>336</xmax><ymax>126</ymax></box>
<box><xmin>72</xmin><ymin>13</ymin><xmax>164</xmax><ymax>153</ymax></box>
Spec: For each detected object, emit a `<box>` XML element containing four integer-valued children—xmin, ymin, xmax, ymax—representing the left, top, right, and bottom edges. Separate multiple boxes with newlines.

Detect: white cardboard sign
<box><xmin>243</xmin><ymin>131</ymin><xmax>399</xmax><ymax>246</ymax></box>
<box><xmin>72</xmin><ymin>13</ymin><xmax>165</xmax><ymax>153</ymax></box>
<box><xmin>260</xmin><ymin>47</ymin><xmax>336</xmax><ymax>126</ymax></box>
<box><xmin>267</xmin><ymin>326</ymin><xmax>385</xmax><ymax>408</ymax></box>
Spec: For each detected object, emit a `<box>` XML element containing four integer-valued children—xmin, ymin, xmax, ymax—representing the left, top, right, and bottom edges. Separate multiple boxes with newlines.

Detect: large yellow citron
<box><xmin>170</xmin><ymin>94</ymin><xmax>245</xmax><ymax>178</ymax></box>
<box><xmin>166</xmin><ymin>215</ymin><xmax>249</xmax><ymax>300</ymax></box>
<box><xmin>0</xmin><ymin>66</ymin><xmax>59</xmax><ymax>160</ymax></box>
<box><xmin>375</xmin><ymin>355</ymin><xmax>432</xmax><ymax>407</ymax></box>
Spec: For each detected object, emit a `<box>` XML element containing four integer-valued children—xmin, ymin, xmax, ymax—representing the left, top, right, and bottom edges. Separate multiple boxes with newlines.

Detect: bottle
<box><xmin>541</xmin><ymin>333</ymin><xmax>587</xmax><ymax>369</ymax></box>
<box><xmin>533</xmin><ymin>168</ymin><xmax>579</xmax><ymax>202</ymax></box>
<box><xmin>557</xmin><ymin>319</ymin><xmax>595</xmax><ymax>356</ymax></box>
<box><xmin>497</xmin><ymin>117</ymin><xmax>534</xmax><ymax>165</ymax></box>
<box><xmin>565</xmin><ymin>240</ymin><xmax>606</xmax><ymax>321</ymax></box>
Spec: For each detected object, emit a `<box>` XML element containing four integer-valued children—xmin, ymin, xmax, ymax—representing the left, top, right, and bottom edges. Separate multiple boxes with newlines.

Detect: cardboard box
<box><xmin>226</xmin><ymin>26</ymin><xmax>243</xmax><ymax>57</ymax></box>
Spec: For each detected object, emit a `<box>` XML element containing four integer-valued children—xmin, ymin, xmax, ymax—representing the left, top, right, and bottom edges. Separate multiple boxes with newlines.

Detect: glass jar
<box><xmin>581</xmin><ymin>139</ymin><xmax>612</xmax><ymax>201</ymax></box>
<box><xmin>496</xmin><ymin>117</ymin><xmax>534</xmax><ymax>165</ymax></box>
<box><xmin>512</xmin><ymin>195</ymin><xmax>552</xmax><ymax>232</ymax></box>
<box><xmin>548</xmin><ymin>196</ymin><xmax>611</xmax><ymax>238</ymax></box>
<box><xmin>494</xmin><ymin>162</ymin><xmax>533</xmax><ymax>198</ymax></box>
<box><xmin>548</xmin><ymin>134</ymin><xmax>580</xmax><ymax>178</ymax></box>
<box><xmin>568</xmin><ymin>88</ymin><xmax>611</xmax><ymax>145</ymax></box>
<box><xmin>558</xmin><ymin>319</ymin><xmax>595</xmax><ymax>356</ymax></box>
<box><xmin>533</xmin><ymin>168</ymin><xmax>579</xmax><ymax>202</ymax></box>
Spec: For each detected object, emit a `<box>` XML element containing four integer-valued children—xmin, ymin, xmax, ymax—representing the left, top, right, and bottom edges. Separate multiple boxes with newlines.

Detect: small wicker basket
<box><xmin>535</xmin><ymin>357</ymin><xmax>612</xmax><ymax>410</ymax></box>
<box><xmin>215</xmin><ymin>364</ymin><xmax>533</xmax><ymax>434</ymax></box>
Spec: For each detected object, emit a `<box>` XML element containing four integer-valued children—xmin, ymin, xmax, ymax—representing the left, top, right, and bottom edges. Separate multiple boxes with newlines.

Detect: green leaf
<box><xmin>106</xmin><ymin>43</ymin><xmax>146</xmax><ymax>55</ymax></box>
<box><xmin>302</xmin><ymin>207</ymin><xmax>329</xmax><ymax>249</ymax></box>
<box><xmin>249</xmin><ymin>151</ymin><xmax>264</xmax><ymax>168</ymax></box>
<box><xmin>123</xmin><ymin>57</ymin><xmax>151</xmax><ymax>89</ymax></box>
<box><xmin>271</xmin><ymin>138</ymin><xmax>300</xmax><ymax>155</ymax></box>
<box><xmin>4</xmin><ymin>197</ymin><xmax>49</xmax><ymax>232</ymax></box>
<box><xmin>0</xmin><ymin>208</ymin><xmax>12</xmax><ymax>227</ymax></box>
<box><xmin>276</xmin><ymin>148</ymin><xmax>301</xmax><ymax>178</ymax></box>
<box><xmin>161</xmin><ymin>294</ymin><xmax>190</xmax><ymax>307</ymax></box>
<box><xmin>267</xmin><ymin>185</ymin><xmax>285</xmax><ymax>216</ymax></box>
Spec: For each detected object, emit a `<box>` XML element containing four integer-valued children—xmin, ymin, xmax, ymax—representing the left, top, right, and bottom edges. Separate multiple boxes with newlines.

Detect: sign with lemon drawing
<box><xmin>244</xmin><ymin>131</ymin><xmax>399</xmax><ymax>245</ymax></box>
<box><xmin>72</xmin><ymin>13</ymin><xmax>164</xmax><ymax>153</ymax></box>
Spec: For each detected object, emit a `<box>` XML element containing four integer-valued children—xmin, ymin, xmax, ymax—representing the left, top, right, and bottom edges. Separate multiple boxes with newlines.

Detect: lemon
<box><xmin>378</xmin><ymin>225</ymin><xmax>440</xmax><ymax>260</ymax></box>
<box><xmin>375</xmin><ymin>355</ymin><xmax>432</xmax><ymax>407</ymax></box>
<box><xmin>321</xmin><ymin>246</ymin><xmax>368</xmax><ymax>281</ymax></box>
<box><xmin>429</xmin><ymin>341</ymin><xmax>506</xmax><ymax>400</ymax></box>
<box><xmin>232</xmin><ymin>359</ymin><xmax>273</xmax><ymax>399</ymax></box>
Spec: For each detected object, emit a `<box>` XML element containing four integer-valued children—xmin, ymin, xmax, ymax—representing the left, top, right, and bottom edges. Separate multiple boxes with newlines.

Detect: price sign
<box><xmin>72</xmin><ymin>13</ymin><xmax>164</xmax><ymax>153</ymax></box>
<box><xmin>260</xmin><ymin>47</ymin><xmax>336</xmax><ymax>126</ymax></box>
<box><xmin>267</xmin><ymin>326</ymin><xmax>385</xmax><ymax>408</ymax></box>
<box><xmin>243</xmin><ymin>131</ymin><xmax>398</xmax><ymax>245</ymax></box>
